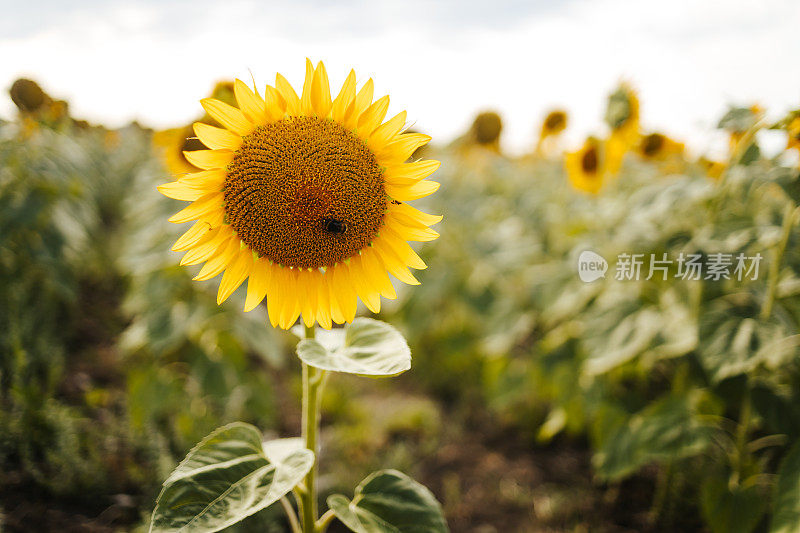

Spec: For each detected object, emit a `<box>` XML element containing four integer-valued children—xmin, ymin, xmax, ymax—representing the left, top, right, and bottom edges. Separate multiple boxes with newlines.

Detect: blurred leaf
<box><xmin>296</xmin><ymin>318</ymin><xmax>411</xmax><ymax>377</ymax></box>
<box><xmin>594</xmin><ymin>393</ymin><xmax>715</xmax><ymax>481</ymax></box>
<box><xmin>327</xmin><ymin>469</ymin><xmax>448</xmax><ymax>533</ymax></box>
<box><xmin>701</xmin><ymin>475</ymin><xmax>766</xmax><ymax>533</ymax></box>
<box><xmin>771</xmin><ymin>440</ymin><xmax>800</xmax><ymax>533</ymax></box>
<box><xmin>150</xmin><ymin>423</ymin><xmax>313</xmax><ymax>533</ymax></box>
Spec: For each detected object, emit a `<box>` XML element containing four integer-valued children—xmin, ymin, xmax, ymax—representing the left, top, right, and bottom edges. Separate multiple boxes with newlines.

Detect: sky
<box><xmin>2</xmin><ymin>0</ymin><xmax>799</xmax><ymax>156</ymax></box>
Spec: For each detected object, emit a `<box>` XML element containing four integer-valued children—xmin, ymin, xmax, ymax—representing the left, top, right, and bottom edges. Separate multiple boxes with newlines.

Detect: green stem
<box><xmin>300</xmin><ymin>324</ymin><xmax>323</xmax><ymax>533</ymax></box>
<box><xmin>761</xmin><ymin>204</ymin><xmax>797</xmax><ymax>321</ymax></box>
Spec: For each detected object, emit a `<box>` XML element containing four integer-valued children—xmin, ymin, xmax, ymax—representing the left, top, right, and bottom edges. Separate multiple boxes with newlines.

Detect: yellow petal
<box><xmin>173</xmin><ymin>221</ymin><xmax>217</xmax><ymax>252</ymax></box>
<box><xmin>200</xmin><ymin>98</ymin><xmax>254</xmax><ymax>136</ymax></box>
<box><xmin>234</xmin><ymin>79</ymin><xmax>267</xmax><ymax>124</ymax></box>
<box><xmin>378</xmin><ymin>228</ymin><xmax>427</xmax><ymax>269</ymax></box>
<box><xmin>183</xmin><ymin>149</ymin><xmax>234</xmax><ymax>171</ymax></box>
<box><xmin>311</xmin><ymin>269</ymin><xmax>332</xmax><ymax>329</ymax></box>
<box><xmin>178</xmin><ymin>169</ymin><xmax>227</xmax><ymax>189</ymax></box>
<box><xmin>389</xmin><ymin>202</ymin><xmax>443</xmax><ymax>226</ymax></box>
<box><xmin>384</xmin><ymin>159</ymin><xmax>440</xmax><ymax>186</ymax></box>
<box><xmin>180</xmin><ymin>229</ymin><xmax>232</xmax><ymax>266</ymax></box>
<box><xmin>368</xmin><ymin>110</ymin><xmax>407</xmax><ymax>151</ymax></box>
<box><xmin>386</xmin><ymin>215</ymin><xmax>440</xmax><ymax>242</ymax></box>
<box><xmin>168</xmin><ymin>191</ymin><xmax>224</xmax><ymax>224</ymax></box>
<box><xmin>157</xmin><ymin>181</ymin><xmax>206</xmax><ymax>201</ymax></box>
<box><xmin>194</xmin><ymin>237</ymin><xmax>240</xmax><ymax>281</ymax></box>
<box><xmin>193</xmin><ymin>122</ymin><xmax>242</xmax><ymax>150</ymax></box>
<box><xmin>280</xmin><ymin>269</ymin><xmax>301</xmax><ymax>329</ymax></box>
<box><xmin>348</xmin><ymin>255</ymin><xmax>381</xmax><ymax>313</ymax></box>
<box><xmin>375</xmin><ymin>133</ymin><xmax>431</xmax><ymax>164</ymax></box>
<box><xmin>385</xmin><ymin>179</ymin><xmax>440</xmax><ymax>202</ymax></box>
<box><xmin>357</xmin><ymin>95</ymin><xmax>389</xmax><ymax>138</ymax></box>
<box><xmin>361</xmin><ymin>248</ymin><xmax>396</xmax><ymax>299</ymax></box>
<box><xmin>372</xmin><ymin>240</ymin><xmax>419</xmax><ymax>285</ymax></box>
<box><xmin>331</xmin><ymin>69</ymin><xmax>356</xmax><ymax>122</ymax></box>
<box><xmin>266</xmin><ymin>264</ymin><xmax>285</xmax><ymax>328</ymax></box>
<box><xmin>217</xmin><ymin>248</ymin><xmax>254</xmax><ymax>304</ymax></box>
<box><xmin>323</xmin><ymin>272</ymin><xmax>345</xmax><ymax>325</ymax></box>
<box><xmin>330</xmin><ymin>263</ymin><xmax>358</xmax><ymax>323</ymax></box>
<box><xmin>300</xmin><ymin>59</ymin><xmax>315</xmax><ymax>116</ymax></box>
<box><xmin>244</xmin><ymin>257</ymin><xmax>272</xmax><ymax>312</ymax></box>
<box><xmin>344</xmin><ymin>78</ymin><xmax>374</xmax><ymax>129</ymax></box>
<box><xmin>300</xmin><ymin>269</ymin><xmax>318</xmax><ymax>328</ymax></box>
<box><xmin>263</xmin><ymin>85</ymin><xmax>287</xmax><ymax>121</ymax></box>
<box><xmin>311</xmin><ymin>61</ymin><xmax>332</xmax><ymax>118</ymax></box>
<box><xmin>276</xmin><ymin>73</ymin><xmax>301</xmax><ymax>116</ymax></box>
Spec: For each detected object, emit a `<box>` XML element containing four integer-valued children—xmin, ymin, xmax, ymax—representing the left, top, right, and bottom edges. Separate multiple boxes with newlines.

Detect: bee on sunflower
<box><xmin>565</xmin><ymin>136</ymin><xmax>606</xmax><ymax>194</ymax></box>
<box><xmin>604</xmin><ymin>82</ymin><xmax>640</xmax><ymax>174</ymax></box>
<box><xmin>158</xmin><ymin>60</ymin><xmax>441</xmax><ymax>330</ymax></box>
<box><xmin>535</xmin><ymin>109</ymin><xmax>568</xmax><ymax>156</ymax></box>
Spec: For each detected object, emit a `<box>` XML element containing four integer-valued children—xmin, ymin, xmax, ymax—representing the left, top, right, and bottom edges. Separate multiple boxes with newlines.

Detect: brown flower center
<box><xmin>223</xmin><ymin>116</ymin><xmax>386</xmax><ymax>269</ymax></box>
<box><xmin>581</xmin><ymin>146</ymin><xmax>599</xmax><ymax>174</ymax></box>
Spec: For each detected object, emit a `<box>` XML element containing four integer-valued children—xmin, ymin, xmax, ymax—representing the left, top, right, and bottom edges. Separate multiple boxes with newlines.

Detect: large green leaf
<box><xmin>771</xmin><ymin>440</ymin><xmax>800</xmax><ymax>533</ymax></box>
<box><xmin>701</xmin><ymin>475</ymin><xmax>766</xmax><ymax>533</ymax></box>
<box><xmin>593</xmin><ymin>393</ymin><xmax>715</xmax><ymax>481</ymax></box>
<box><xmin>327</xmin><ymin>469</ymin><xmax>448</xmax><ymax>532</ymax></box>
<box><xmin>149</xmin><ymin>423</ymin><xmax>313</xmax><ymax>533</ymax></box>
<box><xmin>296</xmin><ymin>318</ymin><xmax>411</xmax><ymax>376</ymax></box>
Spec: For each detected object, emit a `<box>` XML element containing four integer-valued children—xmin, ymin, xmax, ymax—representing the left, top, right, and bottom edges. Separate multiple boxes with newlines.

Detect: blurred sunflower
<box><xmin>153</xmin><ymin>81</ymin><xmax>237</xmax><ymax>176</ymax></box>
<box><xmin>604</xmin><ymin>83</ymin><xmax>640</xmax><ymax>173</ymax></box>
<box><xmin>698</xmin><ymin>157</ymin><xmax>726</xmax><ymax>180</ymax></box>
<box><xmin>637</xmin><ymin>133</ymin><xmax>684</xmax><ymax>160</ymax></box>
<box><xmin>159</xmin><ymin>60</ymin><xmax>441</xmax><ymax>330</ymax></box>
<box><xmin>536</xmin><ymin>109</ymin><xmax>568</xmax><ymax>155</ymax></box>
<box><xmin>565</xmin><ymin>137</ymin><xmax>605</xmax><ymax>194</ymax></box>
<box><xmin>468</xmin><ymin>111</ymin><xmax>503</xmax><ymax>152</ymax></box>
<box><xmin>718</xmin><ymin>104</ymin><xmax>764</xmax><ymax>155</ymax></box>
<box><xmin>785</xmin><ymin>115</ymin><xmax>800</xmax><ymax>152</ymax></box>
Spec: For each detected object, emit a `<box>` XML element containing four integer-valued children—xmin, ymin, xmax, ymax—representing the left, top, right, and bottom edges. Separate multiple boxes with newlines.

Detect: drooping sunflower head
<box><xmin>469</xmin><ymin>111</ymin><xmax>503</xmax><ymax>146</ymax></box>
<box><xmin>9</xmin><ymin>78</ymin><xmax>50</xmax><ymax>114</ymax></box>
<box><xmin>604</xmin><ymin>83</ymin><xmax>640</xmax><ymax>140</ymax></box>
<box><xmin>158</xmin><ymin>60</ymin><xmax>442</xmax><ymax>330</ymax></box>
<box><xmin>638</xmin><ymin>132</ymin><xmax>684</xmax><ymax>160</ymax></box>
<box><xmin>541</xmin><ymin>109</ymin><xmax>568</xmax><ymax>137</ymax></box>
<box><xmin>565</xmin><ymin>136</ymin><xmax>605</xmax><ymax>194</ymax></box>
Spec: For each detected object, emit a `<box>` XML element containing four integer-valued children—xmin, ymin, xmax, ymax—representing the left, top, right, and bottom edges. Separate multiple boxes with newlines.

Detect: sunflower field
<box><xmin>2</xmin><ymin>76</ymin><xmax>800</xmax><ymax>533</ymax></box>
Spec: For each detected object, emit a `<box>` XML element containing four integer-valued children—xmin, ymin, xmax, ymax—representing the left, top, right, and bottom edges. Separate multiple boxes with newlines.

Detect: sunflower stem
<box><xmin>300</xmin><ymin>324</ymin><xmax>322</xmax><ymax>533</ymax></box>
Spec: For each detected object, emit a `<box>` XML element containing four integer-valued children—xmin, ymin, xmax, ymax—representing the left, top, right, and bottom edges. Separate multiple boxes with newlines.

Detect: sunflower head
<box><xmin>541</xmin><ymin>109</ymin><xmax>568</xmax><ymax>137</ymax></box>
<box><xmin>565</xmin><ymin>137</ymin><xmax>605</xmax><ymax>194</ymax></box>
<box><xmin>9</xmin><ymin>78</ymin><xmax>50</xmax><ymax>114</ymax></box>
<box><xmin>604</xmin><ymin>83</ymin><xmax>639</xmax><ymax>133</ymax></box>
<box><xmin>158</xmin><ymin>60</ymin><xmax>442</xmax><ymax>330</ymax></box>
<box><xmin>638</xmin><ymin>132</ymin><xmax>684</xmax><ymax>160</ymax></box>
<box><xmin>784</xmin><ymin>115</ymin><xmax>800</xmax><ymax>151</ymax></box>
<box><xmin>469</xmin><ymin>111</ymin><xmax>503</xmax><ymax>146</ymax></box>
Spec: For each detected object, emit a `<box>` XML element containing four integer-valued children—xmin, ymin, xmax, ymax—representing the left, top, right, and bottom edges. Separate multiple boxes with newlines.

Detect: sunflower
<box><xmin>153</xmin><ymin>81</ymin><xmax>238</xmax><ymax>176</ymax></box>
<box><xmin>604</xmin><ymin>83</ymin><xmax>640</xmax><ymax>174</ymax></box>
<box><xmin>536</xmin><ymin>109</ymin><xmax>568</xmax><ymax>155</ymax></box>
<box><xmin>785</xmin><ymin>116</ymin><xmax>800</xmax><ymax>152</ymax></box>
<box><xmin>565</xmin><ymin>137</ymin><xmax>605</xmax><ymax>194</ymax></box>
<box><xmin>698</xmin><ymin>157</ymin><xmax>726</xmax><ymax>180</ymax></box>
<box><xmin>158</xmin><ymin>60</ymin><xmax>441</xmax><ymax>330</ymax></box>
<box><xmin>637</xmin><ymin>132</ymin><xmax>684</xmax><ymax>160</ymax></box>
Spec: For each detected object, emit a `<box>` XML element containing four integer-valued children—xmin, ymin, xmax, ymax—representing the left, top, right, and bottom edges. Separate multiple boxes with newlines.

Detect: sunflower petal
<box><xmin>311</xmin><ymin>269</ymin><xmax>332</xmax><ymax>329</ymax></box>
<box><xmin>193</xmin><ymin>122</ymin><xmax>242</xmax><ymax>151</ymax></box>
<box><xmin>386</xmin><ymin>215</ymin><xmax>440</xmax><ymax>241</ymax></box>
<box><xmin>384</xmin><ymin>159</ymin><xmax>440</xmax><ymax>185</ymax></box>
<box><xmin>323</xmin><ymin>272</ymin><xmax>345</xmax><ymax>325</ymax></box>
<box><xmin>194</xmin><ymin>237</ymin><xmax>239</xmax><ymax>281</ymax></box>
<box><xmin>378</xmin><ymin>228</ymin><xmax>427</xmax><ymax>270</ymax></box>
<box><xmin>348</xmin><ymin>255</ymin><xmax>381</xmax><ymax>313</ymax></box>
<box><xmin>168</xmin><ymin>191</ymin><xmax>224</xmax><ymax>224</ymax></box>
<box><xmin>217</xmin><ymin>248</ymin><xmax>254</xmax><ymax>304</ymax></box>
<box><xmin>276</xmin><ymin>73</ymin><xmax>301</xmax><ymax>116</ymax></box>
<box><xmin>330</xmin><ymin>263</ymin><xmax>358</xmax><ymax>323</ymax></box>
<box><xmin>234</xmin><ymin>79</ymin><xmax>267</xmax><ymax>124</ymax></box>
<box><xmin>183</xmin><ymin>149</ymin><xmax>234</xmax><ymax>171</ymax></box>
<box><xmin>263</xmin><ymin>85</ymin><xmax>287</xmax><ymax>121</ymax></box>
<box><xmin>344</xmin><ymin>79</ymin><xmax>374</xmax><ymax>129</ymax></box>
<box><xmin>200</xmin><ymin>98</ymin><xmax>253</xmax><ymax>136</ymax></box>
<box><xmin>368</xmin><ymin>110</ymin><xmax>407</xmax><ymax>150</ymax></box>
<box><xmin>180</xmin><ymin>229</ymin><xmax>232</xmax><ymax>266</ymax></box>
<box><xmin>372</xmin><ymin>240</ymin><xmax>420</xmax><ymax>285</ymax></box>
<box><xmin>331</xmin><ymin>69</ymin><xmax>356</xmax><ymax>121</ymax></box>
<box><xmin>389</xmin><ymin>202</ymin><xmax>443</xmax><ymax>226</ymax></box>
<box><xmin>280</xmin><ymin>269</ymin><xmax>301</xmax><ymax>329</ymax></box>
<box><xmin>361</xmin><ymin>248</ymin><xmax>397</xmax><ymax>299</ymax></box>
<box><xmin>357</xmin><ymin>95</ymin><xmax>390</xmax><ymax>138</ymax></box>
<box><xmin>385</xmin><ymin>180</ymin><xmax>440</xmax><ymax>201</ymax></box>
<box><xmin>157</xmin><ymin>181</ymin><xmax>206</xmax><ymax>201</ymax></box>
<box><xmin>266</xmin><ymin>264</ymin><xmax>285</xmax><ymax>328</ymax></box>
<box><xmin>177</xmin><ymin>169</ymin><xmax>227</xmax><ymax>189</ymax></box>
<box><xmin>172</xmin><ymin>220</ymin><xmax>217</xmax><ymax>252</ymax></box>
<box><xmin>375</xmin><ymin>132</ymin><xmax>431</xmax><ymax>164</ymax></box>
<box><xmin>300</xmin><ymin>269</ymin><xmax>318</xmax><ymax>328</ymax></box>
<box><xmin>244</xmin><ymin>258</ymin><xmax>271</xmax><ymax>312</ymax></box>
<box><xmin>311</xmin><ymin>61</ymin><xmax>332</xmax><ymax>118</ymax></box>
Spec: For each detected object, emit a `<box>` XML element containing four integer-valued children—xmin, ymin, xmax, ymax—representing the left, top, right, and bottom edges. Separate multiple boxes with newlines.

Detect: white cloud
<box><xmin>1</xmin><ymin>0</ymin><xmax>798</xmax><ymax>156</ymax></box>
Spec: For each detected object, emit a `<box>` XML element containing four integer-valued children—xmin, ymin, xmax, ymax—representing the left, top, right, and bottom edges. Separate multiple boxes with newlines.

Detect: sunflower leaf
<box><xmin>149</xmin><ymin>423</ymin><xmax>313</xmax><ymax>533</ymax></box>
<box><xmin>296</xmin><ymin>318</ymin><xmax>411</xmax><ymax>376</ymax></box>
<box><xmin>327</xmin><ymin>470</ymin><xmax>448</xmax><ymax>533</ymax></box>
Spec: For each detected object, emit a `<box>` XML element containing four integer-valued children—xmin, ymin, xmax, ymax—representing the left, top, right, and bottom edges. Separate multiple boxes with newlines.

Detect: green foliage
<box><xmin>150</xmin><ymin>423</ymin><xmax>313</xmax><ymax>533</ymax></box>
<box><xmin>296</xmin><ymin>318</ymin><xmax>411</xmax><ymax>376</ymax></box>
<box><xmin>328</xmin><ymin>470</ymin><xmax>449</xmax><ymax>533</ymax></box>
